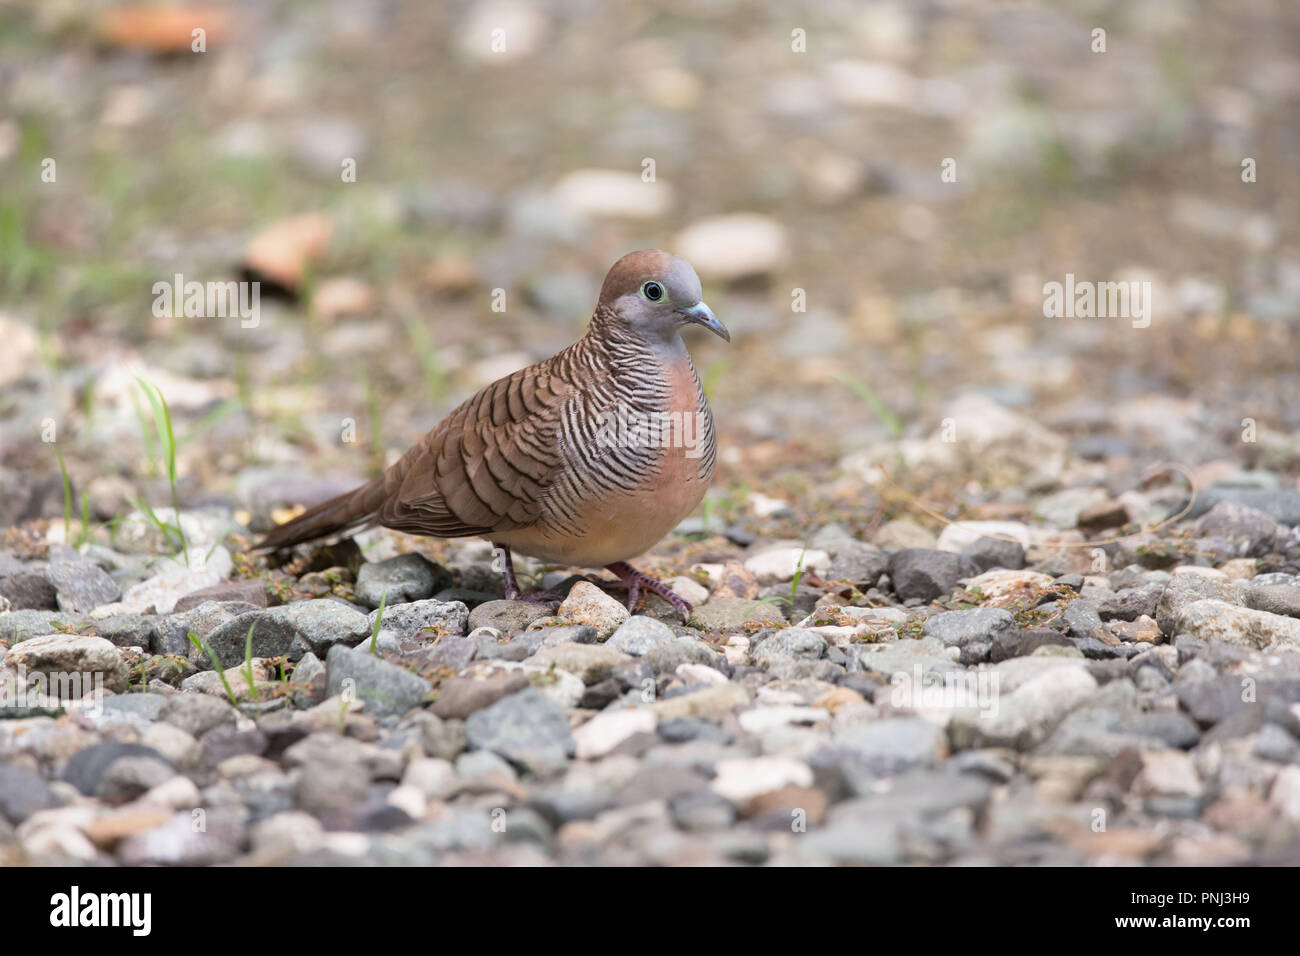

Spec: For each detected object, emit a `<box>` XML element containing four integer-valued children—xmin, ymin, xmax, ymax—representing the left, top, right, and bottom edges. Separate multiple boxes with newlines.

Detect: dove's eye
<box><xmin>641</xmin><ymin>281</ymin><xmax>664</xmax><ymax>302</ymax></box>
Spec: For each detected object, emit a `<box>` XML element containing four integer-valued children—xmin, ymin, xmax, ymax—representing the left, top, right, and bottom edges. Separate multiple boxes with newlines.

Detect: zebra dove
<box><xmin>257</xmin><ymin>250</ymin><xmax>729</xmax><ymax>618</ymax></box>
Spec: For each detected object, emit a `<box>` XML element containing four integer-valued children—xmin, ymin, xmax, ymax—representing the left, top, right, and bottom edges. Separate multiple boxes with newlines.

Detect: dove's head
<box><xmin>597</xmin><ymin>249</ymin><xmax>730</xmax><ymax>344</ymax></box>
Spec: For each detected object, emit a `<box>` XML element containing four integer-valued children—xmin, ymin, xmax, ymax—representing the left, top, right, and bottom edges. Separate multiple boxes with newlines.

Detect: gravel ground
<box><xmin>4</xmin><ymin>420</ymin><xmax>1300</xmax><ymax>866</ymax></box>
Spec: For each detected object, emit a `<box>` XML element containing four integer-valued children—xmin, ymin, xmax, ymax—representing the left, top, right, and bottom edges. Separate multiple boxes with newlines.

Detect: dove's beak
<box><xmin>676</xmin><ymin>301</ymin><xmax>730</xmax><ymax>342</ymax></box>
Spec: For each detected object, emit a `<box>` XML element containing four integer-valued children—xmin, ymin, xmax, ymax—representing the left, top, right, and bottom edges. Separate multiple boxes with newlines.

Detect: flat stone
<box><xmin>44</xmin><ymin>548</ymin><xmax>121</xmax><ymax>613</ymax></box>
<box><xmin>795</xmin><ymin>821</ymin><xmax>902</xmax><ymax>865</ymax></box>
<box><xmin>325</xmin><ymin>644</ymin><xmax>432</xmax><ymax>719</ymax></box>
<box><xmin>688</xmin><ymin>598</ymin><xmax>785</xmax><ymax>632</ymax></box>
<box><xmin>1098</xmin><ymin>585</ymin><xmax>1163</xmax><ymax>621</ymax></box>
<box><xmin>711</xmin><ymin>756</ymin><xmax>812</xmax><ymax>802</ymax></box>
<box><xmin>1156</xmin><ymin>574</ymin><xmax>1246</xmax><ymax>636</ymax></box>
<box><xmin>1174</xmin><ymin>599</ymin><xmax>1300</xmax><ymax>650</ymax></box>
<box><xmin>665</xmin><ymin>576</ymin><xmax>709</xmax><ymax>606</ymax></box>
<box><xmin>198</xmin><ymin>609</ymin><xmax>296</xmax><ymax>667</ymax></box>
<box><xmin>1062</xmin><ymin>601</ymin><xmax>1105</xmax><ymax>639</ymax></box>
<box><xmin>1253</xmin><ymin>723</ymin><xmax>1300</xmax><ymax>763</ymax></box>
<box><xmin>60</xmin><ymin>741</ymin><xmax>173</xmax><ymax>796</ymax></box>
<box><xmin>1035</xmin><ymin>487</ymin><xmax>1108</xmax><ymax>529</ymax></box>
<box><xmin>1176</xmin><ymin>674</ymin><xmax>1300</xmax><ymax>727</ymax></box>
<box><xmin>960</xmin><ymin>536</ymin><xmax>1026</xmax><ymax>573</ymax></box>
<box><xmin>85</xmin><ymin>807</ymin><xmax>174</xmax><ymax>848</ymax></box>
<box><xmin>1244</xmin><ymin>585</ymin><xmax>1300</xmax><ymax>620</ymax></box>
<box><xmin>649</xmin><ymin>683</ymin><xmax>750</xmax><ymax>720</ymax></box>
<box><xmin>432</xmin><ymin>671</ymin><xmax>530</xmax><ymax>719</ymax></box>
<box><xmin>853</xmin><ymin>638</ymin><xmax>964</xmax><ymax>681</ymax></box>
<box><xmin>1134</xmin><ymin>750</ymin><xmax>1203</xmax><ymax>797</ymax></box>
<box><xmin>7</xmin><ymin>634</ymin><xmax>129</xmax><ymax>693</ymax></box>
<box><xmin>922</xmin><ymin>608</ymin><xmax>1015</xmax><ymax>647</ymax></box>
<box><xmin>139</xmin><ymin>724</ymin><xmax>200</xmax><ymax>768</ymax></box>
<box><xmin>1187</xmin><ymin>488</ymin><xmax>1300</xmax><ymax>525</ymax></box>
<box><xmin>172</xmin><ymin>579</ymin><xmax>268</xmax><ymax>613</ymax></box>
<box><xmin>948</xmin><ymin>662</ymin><xmax>1098</xmax><ymax>751</ymax></box>
<box><xmin>1077</xmin><ymin>499</ymin><xmax>1130</xmax><ymax>533</ymax></box>
<box><xmin>0</xmin><ymin>568</ymin><xmax>57</xmax><ymax>610</ymax></box>
<box><xmin>705</xmin><ymin>560</ymin><xmax>760</xmax><ymax>600</ymax></box>
<box><xmin>1192</xmin><ymin>502</ymin><xmax>1282</xmax><ymax>557</ymax></box>
<box><xmin>743</xmin><ymin>547</ymin><xmax>830</xmax><ymax>585</ymax></box>
<box><xmin>1115</xmin><ymin>711</ymin><xmax>1201</xmax><ymax>749</ymax></box>
<box><xmin>96</xmin><ymin>692</ymin><xmax>169</xmax><ymax>728</ymax></box>
<box><xmin>180</xmin><ymin>657</ymin><xmax>276</xmax><ymax>699</ymax></box>
<box><xmin>737</xmin><ymin>705</ymin><xmax>829</xmax><ymax>734</ymax></box>
<box><xmin>675</xmin><ymin>213</ymin><xmax>789</xmax><ymax>281</ymax></box>
<box><xmin>117</xmin><ymin>811</ymin><xmax>241</xmax><ymax>866</ymax></box>
<box><xmin>0</xmin><ymin>764</ymin><xmax>57</xmax><ymax>823</ymax></box>
<box><xmin>407</xmin><ymin>635</ymin><xmax>476</xmax><ymax>672</ymax></box>
<box><xmin>114</xmin><ymin>546</ymin><xmax>233</xmax><ymax>615</ymax></box>
<box><xmin>811</xmin><ymin>716</ymin><xmax>947</xmax><ymax>783</ymax></box>
<box><xmin>752</xmin><ymin>628</ymin><xmax>827</xmax><ymax>661</ymax></box>
<box><xmin>573</xmin><ymin>708</ymin><xmax>657</xmax><ymax>759</ymax></box>
<box><xmin>872</xmin><ymin>519</ymin><xmax>937</xmax><ymax>551</ymax></box>
<box><xmin>181</xmin><ymin>600</ymin><xmax>260</xmax><ymax>643</ymax></box>
<box><xmin>643</xmin><ymin>637</ymin><xmax>723</xmax><ymax>675</ymax></box>
<box><xmin>992</xmin><ymin>627</ymin><xmax>1072</xmax><ymax>662</ymax></box>
<box><xmin>668</xmin><ymin>789</ymin><xmax>738</xmax><ymax>831</ymax></box>
<box><xmin>605</xmin><ymin>616</ymin><xmax>676</xmax><ymax>656</ymax></box>
<box><xmin>281</xmin><ymin>733</ymin><xmax>405</xmax><ymax>785</ymax></box>
<box><xmin>354</xmin><ymin>553</ymin><xmax>451</xmax><ymax>608</ymax></box>
<box><xmin>94</xmin><ymin>614</ymin><xmax>160</xmax><ymax>650</ymax></box>
<box><xmin>936</xmin><ymin>521</ymin><xmax>1030</xmax><ymax>554</ymax></box>
<box><xmin>1038</xmin><ymin>703</ymin><xmax>1172</xmax><ymax>759</ymax></box>
<box><xmin>158</xmin><ymin>693</ymin><xmax>238</xmax><ymax>737</ymax></box>
<box><xmin>268</xmin><ymin>598</ymin><xmax>372</xmax><ymax>657</ymax></box>
<box><xmin>556</xmin><ymin>581</ymin><xmax>629</xmax><ymax>638</ymax></box>
<box><xmin>370</xmin><ymin>599</ymin><xmax>470</xmax><ymax>642</ymax></box>
<box><xmin>825</xmin><ymin>541</ymin><xmax>887</xmax><ymax>585</ymax></box>
<box><xmin>530</xmin><ymin>643</ymin><xmax>631</xmax><ymax>684</ymax></box>
<box><xmin>96</xmin><ymin>754</ymin><xmax>176</xmax><ymax>801</ymax></box>
<box><xmin>1109</xmin><ymin>615</ymin><xmax>1163</xmax><ymax>644</ymax></box>
<box><xmin>537</xmin><ymin>624</ymin><xmax>600</xmax><ymax>646</ymax></box>
<box><xmin>0</xmin><ymin>610</ymin><xmax>80</xmax><ymax>643</ymax></box>
<box><xmin>467</xmin><ymin>600</ymin><xmax>552</xmax><ymax>635</ymax></box>
<box><xmin>888</xmin><ymin>549</ymin><xmax>970</xmax><ymax>602</ymax></box>
<box><xmin>963</xmin><ymin>569</ymin><xmax>1055</xmax><ymax>604</ymax></box>
<box><xmin>465</xmin><ymin>688</ymin><xmax>573</xmax><ymax>776</ymax></box>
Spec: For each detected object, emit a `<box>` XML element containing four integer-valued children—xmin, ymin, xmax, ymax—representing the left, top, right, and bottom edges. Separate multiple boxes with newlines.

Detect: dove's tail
<box><xmin>253</xmin><ymin>478</ymin><xmax>386</xmax><ymax>551</ymax></box>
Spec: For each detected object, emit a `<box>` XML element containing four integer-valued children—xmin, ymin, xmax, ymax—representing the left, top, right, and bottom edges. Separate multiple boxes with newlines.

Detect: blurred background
<box><xmin>1</xmin><ymin>0</ymin><xmax>1297</xmax><ymax>543</ymax></box>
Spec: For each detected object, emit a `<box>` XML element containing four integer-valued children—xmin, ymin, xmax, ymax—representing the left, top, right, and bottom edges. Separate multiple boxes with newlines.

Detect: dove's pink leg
<box><xmin>604</xmin><ymin>561</ymin><xmax>692</xmax><ymax>620</ymax></box>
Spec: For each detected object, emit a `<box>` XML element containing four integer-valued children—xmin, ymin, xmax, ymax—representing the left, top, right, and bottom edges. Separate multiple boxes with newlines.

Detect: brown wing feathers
<box><xmin>255</xmin><ymin>356</ymin><xmax>575</xmax><ymax>551</ymax></box>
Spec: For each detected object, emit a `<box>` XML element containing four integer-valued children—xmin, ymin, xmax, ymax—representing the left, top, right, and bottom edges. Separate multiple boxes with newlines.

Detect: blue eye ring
<box><xmin>641</xmin><ymin>281</ymin><xmax>664</xmax><ymax>302</ymax></box>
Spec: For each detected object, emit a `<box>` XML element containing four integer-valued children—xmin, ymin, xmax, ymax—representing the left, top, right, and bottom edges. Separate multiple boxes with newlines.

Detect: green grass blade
<box><xmin>790</xmin><ymin>547</ymin><xmax>807</xmax><ymax>606</ymax></box>
<box><xmin>189</xmin><ymin>631</ymin><xmax>237</xmax><ymax>707</ymax></box>
<box><xmin>369</xmin><ymin>591</ymin><xmax>387</xmax><ymax>654</ymax></box>
<box><xmin>133</xmin><ymin>377</ymin><xmax>188</xmax><ymax>560</ymax></box>
<box><xmin>243</xmin><ymin>622</ymin><xmax>258</xmax><ymax>701</ymax></box>
<box><xmin>53</xmin><ymin>445</ymin><xmax>72</xmax><ymax>542</ymax></box>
